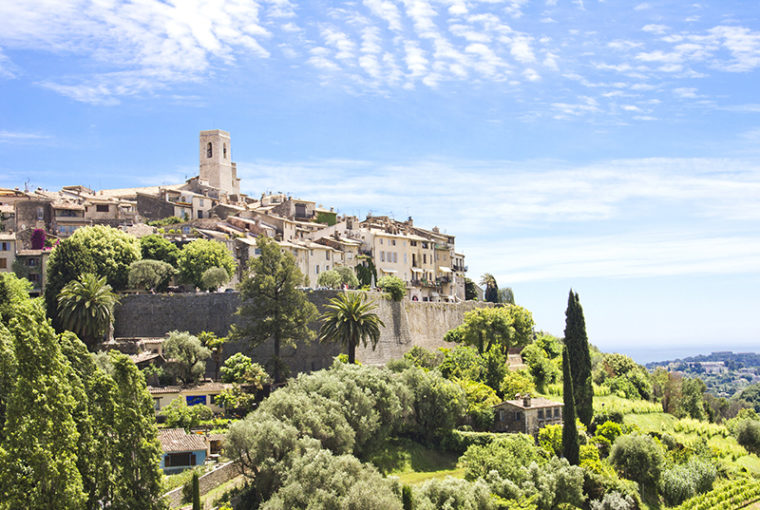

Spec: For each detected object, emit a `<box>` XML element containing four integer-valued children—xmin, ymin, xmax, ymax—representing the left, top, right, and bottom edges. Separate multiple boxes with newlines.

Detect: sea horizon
<box><xmin>600</xmin><ymin>343</ymin><xmax>760</xmax><ymax>365</ymax></box>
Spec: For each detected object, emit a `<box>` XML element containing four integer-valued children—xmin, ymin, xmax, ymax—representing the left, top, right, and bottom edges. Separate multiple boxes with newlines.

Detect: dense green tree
<box><xmin>464</xmin><ymin>278</ymin><xmax>478</xmax><ymax>300</ymax></box>
<box><xmin>58</xmin><ymin>332</ymin><xmax>119</xmax><ymax>509</ymax></box>
<box><xmin>455</xmin><ymin>378</ymin><xmax>500</xmax><ymax>431</ymax></box>
<box><xmin>319</xmin><ymin>292</ymin><xmax>384</xmax><ymax>364</ymax></box>
<box><xmin>376</xmin><ymin>275</ymin><xmax>406</xmax><ymax>301</ymax></box>
<box><xmin>497</xmin><ymin>287</ymin><xmax>515</xmax><ymax>304</ymax></box>
<box><xmin>335</xmin><ymin>265</ymin><xmax>360</xmax><ymax>288</ymax></box>
<box><xmin>461</xmin><ymin>433</ymin><xmax>543</xmax><ymax>482</ymax></box>
<box><xmin>317</xmin><ymin>269</ymin><xmax>343</xmax><ymax>289</ymax></box>
<box><xmin>140</xmin><ymin>234</ymin><xmax>180</xmax><ymax>267</ymax></box>
<box><xmin>481</xmin><ymin>345</ymin><xmax>508</xmax><ymax>396</ymax></box>
<box><xmin>403</xmin><ymin>345</ymin><xmax>443</xmax><ymax>370</ymax></box>
<box><xmin>200</xmin><ymin>266</ymin><xmax>230</xmax><ymax>291</ymax></box>
<box><xmin>57</xmin><ymin>273</ymin><xmax>119</xmax><ymax>348</ymax></box>
<box><xmin>162</xmin><ymin>398</ymin><xmax>213</xmax><ymax>431</ymax></box>
<box><xmin>128</xmin><ymin>259</ymin><xmax>175</xmax><ymax>292</ymax></box>
<box><xmin>501</xmin><ymin>369</ymin><xmax>536</xmax><ymax>400</ymax></box>
<box><xmin>231</xmin><ymin>236</ymin><xmax>318</xmax><ymax>383</ymax></box>
<box><xmin>414</xmin><ymin>477</ymin><xmax>495</xmax><ymax>510</ymax></box>
<box><xmin>0</xmin><ymin>300</ymin><xmax>86</xmax><ymax>509</ymax></box>
<box><xmin>44</xmin><ymin>237</ymin><xmax>96</xmax><ymax>326</ymax></box>
<box><xmin>262</xmin><ymin>447</ymin><xmax>402</xmax><ymax>510</ymax></box>
<box><xmin>108</xmin><ymin>351</ymin><xmax>167</xmax><ymax>509</ymax></box>
<box><xmin>0</xmin><ymin>326</ymin><xmax>14</xmax><ymax>443</ymax></box>
<box><xmin>70</xmin><ymin>225</ymin><xmax>142</xmax><ymax>290</ymax></box>
<box><xmin>355</xmin><ymin>258</ymin><xmax>377</xmax><ymax>288</ymax></box>
<box><xmin>198</xmin><ymin>331</ymin><xmax>228</xmax><ymax>380</ymax></box>
<box><xmin>609</xmin><ymin>433</ymin><xmax>665</xmax><ymax>494</ymax></box>
<box><xmin>521</xmin><ymin>342</ymin><xmax>559</xmax><ymax>393</ymax></box>
<box><xmin>177</xmin><ymin>239</ymin><xmax>236</xmax><ymax>289</ymax></box>
<box><xmin>163</xmin><ymin>331</ymin><xmax>211</xmax><ymax>385</ymax></box>
<box><xmin>734</xmin><ymin>419</ymin><xmax>760</xmax><ymax>454</ymax></box>
<box><xmin>480</xmin><ymin>273</ymin><xmax>498</xmax><ymax>303</ymax></box>
<box><xmin>562</xmin><ymin>346</ymin><xmax>580</xmax><ymax>465</ymax></box>
<box><xmin>564</xmin><ymin>289</ymin><xmax>593</xmax><ymax>427</ymax></box>
<box><xmin>0</xmin><ymin>272</ymin><xmax>31</xmax><ymax>323</ymax></box>
<box><xmin>444</xmin><ymin>306</ymin><xmax>534</xmax><ymax>355</ymax></box>
<box><xmin>681</xmin><ymin>377</ymin><xmax>708</xmax><ymax>420</ymax></box>
<box><xmin>399</xmin><ymin>366</ymin><xmax>467</xmax><ymax>442</ymax></box>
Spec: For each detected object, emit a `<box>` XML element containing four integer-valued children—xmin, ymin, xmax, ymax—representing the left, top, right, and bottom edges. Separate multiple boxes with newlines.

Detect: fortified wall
<box><xmin>113</xmin><ymin>291</ymin><xmax>491</xmax><ymax>374</ymax></box>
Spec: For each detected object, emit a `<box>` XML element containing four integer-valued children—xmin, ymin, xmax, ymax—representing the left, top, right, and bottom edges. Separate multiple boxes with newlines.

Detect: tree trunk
<box><xmin>273</xmin><ymin>336</ymin><xmax>281</xmax><ymax>383</ymax></box>
<box><xmin>348</xmin><ymin>338</ymin><xmax>356</xmax><ymax>365</ymax></box>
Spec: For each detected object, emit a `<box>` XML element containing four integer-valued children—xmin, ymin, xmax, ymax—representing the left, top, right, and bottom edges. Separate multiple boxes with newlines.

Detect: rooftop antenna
<box><xmin>24</xmin><ymin>179</ymin><xmax>30</xmax><ymax>192</ymax></box>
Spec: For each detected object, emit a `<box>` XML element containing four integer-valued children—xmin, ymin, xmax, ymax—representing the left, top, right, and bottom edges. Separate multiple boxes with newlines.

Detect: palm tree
<box><xmin>57</xmin><ymin>273</ymin><xmax>119</xmax><ymax>349</ymax></box>
<box><xmin>480</xmin><ymin>273</ymin><xmax>498</xmax><ymax>303</ymax></box>
<box><xmin>318</xmin><ymin>292</ymin><xmax>385</xmax><ymax>364</ymax></box>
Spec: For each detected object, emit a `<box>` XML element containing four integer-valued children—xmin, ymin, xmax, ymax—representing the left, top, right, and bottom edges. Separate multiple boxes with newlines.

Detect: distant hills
<box><xmin>646</xmin><ymin>351</ymin><xmax>760</xmax><ymax>399</ymax></box>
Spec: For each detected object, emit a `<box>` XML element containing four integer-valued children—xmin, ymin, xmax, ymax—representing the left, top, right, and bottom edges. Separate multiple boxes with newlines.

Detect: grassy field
<box><xmin>366</xmin><ymin>438</ymin><xmax>465</xmax><ymax>485</ymax></box>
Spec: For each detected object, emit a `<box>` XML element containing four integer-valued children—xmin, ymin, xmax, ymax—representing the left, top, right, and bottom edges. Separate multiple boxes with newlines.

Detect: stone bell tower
<box><xmin>199</xmin><ymin>130</ymin><xmax>240</xmax><ymax>196</ymax></box>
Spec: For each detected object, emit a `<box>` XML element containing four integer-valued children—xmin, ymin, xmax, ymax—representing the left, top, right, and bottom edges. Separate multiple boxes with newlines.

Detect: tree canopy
<box><xmin>140</xmin><ymin>234</ymin><xmax>180</xmax><ymax>267</ymax></box>
<box><xmin>443</xmin><ymin>305</ymin><xmax>534</xmax><ymax>354</ymax></box>
<box><xmin>318</xmin><ymin>292</ymin><xmax>384</xmax><ymax>364</ymax></box>
<box><xmin>57</xmin><ymin>273</ymin><xmax>119</xmax><ymax>349</ymax></box>
<box><xmin>177</xmin><ymin>239</ymin><xmax>236</xmax><ymax>290</ymax></box>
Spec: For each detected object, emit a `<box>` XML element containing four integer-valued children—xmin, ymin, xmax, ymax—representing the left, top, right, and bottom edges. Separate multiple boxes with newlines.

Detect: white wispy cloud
<box><xmin>0</xmin><ymin>130</ymin><xmax>51</xmax><ymax>142</ymax></box>
<box><xmin>233</xmin><ymin>154</ymin><xmax>760</xmax><ymax>282</ymax></box>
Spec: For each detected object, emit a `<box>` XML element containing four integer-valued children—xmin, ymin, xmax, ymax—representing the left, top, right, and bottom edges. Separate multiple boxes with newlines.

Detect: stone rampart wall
<box><xmin>114</xmin><ymin>291</ymin><xmax>490</xmax><ymax>372</ymax></box>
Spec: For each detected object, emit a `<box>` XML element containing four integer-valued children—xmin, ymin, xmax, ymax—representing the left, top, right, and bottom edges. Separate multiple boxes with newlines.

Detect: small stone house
<box><xmin>149</xmin><ymin>381</ymin><xmax>230</xmax><ymax>414</ymax></box>
<box><xmin>492</xmin><ymin>395</ymin><xmax>563</xmax><ymax>435</ymax></box>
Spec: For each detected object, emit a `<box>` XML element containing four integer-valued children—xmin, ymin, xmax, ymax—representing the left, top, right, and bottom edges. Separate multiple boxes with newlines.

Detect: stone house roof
<box><xmin>495</xmin><ymin>397</ymin><xmax>563</xmax><ymax>410</ymax></box>
<box><xmin>158</xmin><ymin>428</ymin><xmax>207</xmax><ymax>453</ymax></box>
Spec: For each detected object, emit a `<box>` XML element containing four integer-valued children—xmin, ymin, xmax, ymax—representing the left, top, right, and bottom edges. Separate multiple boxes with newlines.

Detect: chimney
<box><xmin>522</xmin><ymin>395</ymin><xmax>532</xmax><ymax>407</ymax></box>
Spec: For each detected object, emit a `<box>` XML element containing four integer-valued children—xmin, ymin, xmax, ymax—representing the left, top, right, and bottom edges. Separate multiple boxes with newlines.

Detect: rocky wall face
<box><xmin>113</xmin><ymin>291</ymin><xmax>491</xmax><ymax>374</ymax></box>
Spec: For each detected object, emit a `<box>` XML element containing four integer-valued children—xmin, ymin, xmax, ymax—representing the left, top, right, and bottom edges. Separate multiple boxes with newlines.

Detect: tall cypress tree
<box><xmin>564</xmin><ymin>289</ymin><xmax>593</xmax><ymax>427</ymax></box>
<box><xmin>562</xmin><ymin>346</ymin><xmax>580</xmax><ymax>465</ymax></box>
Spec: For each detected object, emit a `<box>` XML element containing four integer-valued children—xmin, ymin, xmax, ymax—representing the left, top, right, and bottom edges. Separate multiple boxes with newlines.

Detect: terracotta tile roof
<box><xmin>159</xmin><ymin>428</ymin><xmax>207</xmax><ymax>453</ymax></box>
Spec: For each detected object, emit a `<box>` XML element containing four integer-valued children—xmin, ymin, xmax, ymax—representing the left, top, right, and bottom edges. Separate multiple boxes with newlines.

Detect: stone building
<box><xmin>0</xmin><ymin>232</ymin><xmax>16</xmax><ymax>273</ymax></box>
<box><xmin>492</xmin><ymin>395</ymin><xmax>563</xmax><ymax>435</ymax></box>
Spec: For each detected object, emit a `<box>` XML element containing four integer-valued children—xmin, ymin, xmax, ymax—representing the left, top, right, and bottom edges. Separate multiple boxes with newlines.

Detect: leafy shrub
<box><xmin>128</xmin><ymin>259</ymin><xmax>175</xmax><ymax>291</ymax></box>
<box><xmin>590</xmin><ymin>491</ymin><xmax>636</xmax><ymax>510</ymax></box>
<box><xmin>538</xmin><ymin>424</ymin><xmax>563</xmax><ymax>456</ymax></box>
<box><xmin>403</xmin><ymin>346</ymin><xmax>443</xmax><ymax>370</ymax></box>
<box><xmin>414</xmin><ymin>476</ymin><xmax>495</xmax><ymax>510</ymax></box>
<box><xmin>317</xmin><ymin>269</ymin><xmax>342</xmax><ymax>289</ymax></box>
<box><xmin>609</xmin><ymin>433</ymin><xmax>665</xmax><ymax>490</ymax></box>
<box><xmin>377</xmin><ymin>275</ymin><xmax>406</xmax><ymax>301</ymax></box>
<box><xmin>460</xmin><ymin>433</ymin><xmax>544</xmax><ymax>483</ymax></box>
<box><xmin>162</xmin><ymin>398</ymin><xmax>213</xmax><ymax>430</ymax></box>
<box><xmin>454</xmin><ymin>378</ymin><xmax>500</xmax><ymax>431</ymax></box>
<box><xmin>262</xmin><ymin>448</ymin><xmax>402</xmax><ymax>510</ymax></box>
<box><xmin>734</xmin><ymin>419</ymin><xmax>760</xmax><ymax>454</ymax></box>
<box><xmin>200</xmin><ymin>266</ymin><xmax>230</xmax><ymax>291</ymax></box>
<box><xmin>399</xmin><ymin>366</ymin><xmax>466</xmax><ymax>443</ymax></box>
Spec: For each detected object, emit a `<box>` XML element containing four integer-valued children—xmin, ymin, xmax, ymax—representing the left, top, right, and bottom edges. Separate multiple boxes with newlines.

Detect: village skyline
<box><xmin>1</xmin><ymin>0</ymin><xmax>760</xmax><ymax>357</ymax></box>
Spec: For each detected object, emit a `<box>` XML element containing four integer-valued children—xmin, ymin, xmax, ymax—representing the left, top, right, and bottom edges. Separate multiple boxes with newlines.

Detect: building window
<box><xmin>380</xmin><ymin>251</ymin><xmax>385</xmax><ymax>262</ymax></box>
<box><xmin>393</xmin><ymin>252</ymin><xmax>398</xmax><ymax>263</ymax></box>
<box><xmin>199</xmin><ymin>198</ymin><xmax>204</xmax><ymax>207</ymax></box>
<box><xmin>326</xmin><ymin>251</ymin><xmax>330</xmax><ymax>260</ymax></box>
<box><xmin>166</xmin><ymin>452</ymin><xmax>196</xmax><ymax>468</ymax></box>
<box><xmin>197</xmin><ymin>210</ymin><xmax>203</xmax><ymax>219</ymax></box>
<box><xmin>96</xmin><ymin>204</ymin><xmax>109</xmax><ymax>213</ymax></box>
<box><xmin>37</xmin><ymin>207</ymin><xmax>44</xmax><ymax>220</ymax></box>
<box><xmin>391</xmin><ymin>239</ymin><xmax>396</xmax><ymax>246</ymax></box>
<box><xmin>379</xmin><ymin>238</ymin><xmax>383</xmax><ymax>245</ymax></box>
<box><xmin>0</xmin><ymin>242</ymin><xmax>8</xmax><ymax>251</ymax></box>
<box><xmin>207</xmin><ymin>142</ymin><xmax>213</xmax><ymax>158</ymax></box>
<box><xmin>0</xmin><ymin>258</ymin><xmax>6</xmax><ymax>269</ymax></box>
<box><xmin>554</xmin><ymin>408</ymin><xmax>560</xmax><ymax>418</ymax></box>
<box><xmin>223</xmin><ymin>143</ymin><xmax>227</xmax><ymax>159</ymax></box>
<box><xmin>411</xmin><ymin>241</ymin><xmax>417</xmax><ymax>247</ymax></box>
<box><xmin>186</xmin><ymin>395</ymin><xmax>206</xmax><ymax>406</ymax></box>
<box><xmin>538</xmin><ymin>410</ymin><xmax>544</xmax><ymax>420</ymax></box>
<box><xmin>315</xmin><ymin>265</ymin><xmax>320</xmax><ymax>274</ymax></box>
<box><xmin>27</xmin><ymin>258</ymin><xmax>37</xmax><ymax>266</ymax></box>
<box><xmin>423</xmin><ymin>254</ymin><xmax>427</xmax><ymax>264</ymax></box>
<box><xmin>404</xmin><ymin>253</ymin><xmax>407</xmax><ymax>264</ymax></box>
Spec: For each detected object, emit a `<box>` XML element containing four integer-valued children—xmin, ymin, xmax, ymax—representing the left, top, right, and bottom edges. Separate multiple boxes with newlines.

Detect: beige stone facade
<box><xmin>492</xmin><ymin>396</ymin><xmax>563</xmax><ymax>435</ymax></box>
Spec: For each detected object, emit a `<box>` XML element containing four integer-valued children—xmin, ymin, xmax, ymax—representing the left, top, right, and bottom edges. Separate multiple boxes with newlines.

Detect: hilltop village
<box><xmin>0</xmin><ymin>129</ymin><xmax>468</xmax><ymax>303</ymax></box>
<box><xmin>5</xmin><ymin>131</ymin><xmax>760</xmax><ymax>510</ymax></box>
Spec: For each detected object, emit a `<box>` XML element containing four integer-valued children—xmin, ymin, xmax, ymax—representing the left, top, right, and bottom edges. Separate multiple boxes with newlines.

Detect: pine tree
<box><xmin>562</xmin><ymin>346</ymin><xmax>580</xmax><ymax>466</ymax></box>
<box><xmin>564</xmin><ymin>289</ymin><xmax>593</xmax><ymax>427</ymax></box>
<box><xmin>231</xmin><ymin>236</ymin><xmax>318</xmax><ymax>383</ymax></box>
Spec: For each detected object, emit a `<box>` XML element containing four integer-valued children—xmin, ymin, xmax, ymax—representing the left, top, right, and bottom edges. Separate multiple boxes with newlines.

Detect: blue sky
<box><xmin>1</xmin><ymin>0</ymin><xmax>759</xmax><ymax>361</ymax></box>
